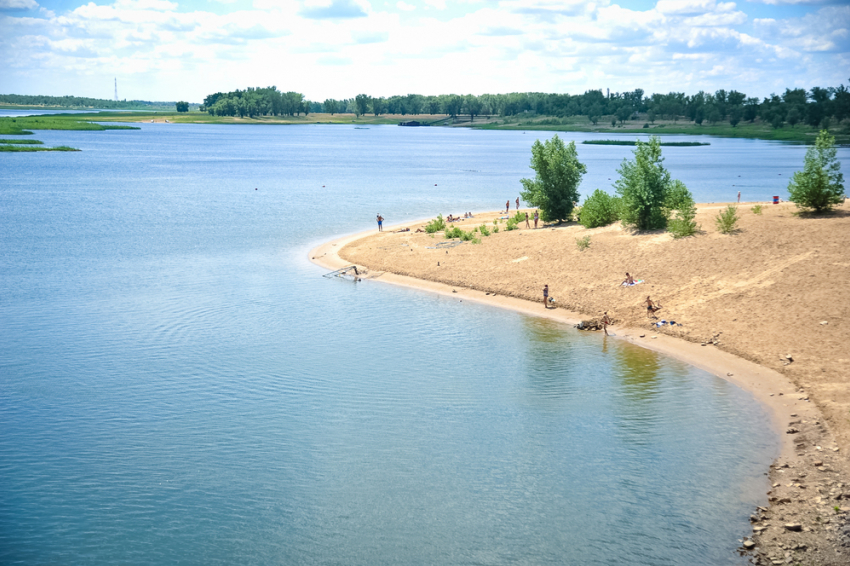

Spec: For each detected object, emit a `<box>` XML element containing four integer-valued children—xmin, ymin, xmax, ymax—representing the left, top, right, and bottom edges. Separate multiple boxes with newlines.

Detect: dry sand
<box><xmin>310</xmin><ymin>201</ymin><xmax>850</xmax><ymax>564</ymax></box>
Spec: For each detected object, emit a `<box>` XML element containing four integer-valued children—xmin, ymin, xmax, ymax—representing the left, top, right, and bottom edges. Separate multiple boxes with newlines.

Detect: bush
<box><xmin>751</xmin><ymin>204</ymin><xmax>763</xmax><ymax>215</ymax></box>
<box><xmin>444</xmin><ymin>226</ymin><xmax>463</xmax><ymax>239</ymax></box>
<box><xmin>579</xmin><ymin>189</ymin><xmax>620</xmax><ymax>228</ymax></box>
<box><xmin>665</xmin><ymin>180</ymin><xmax>699</xmax><ymax>238</ymax></box>
<box><xmin>459</xmin><ymin>229</ymin><xmax>476</xmax><ymax>241</ymax></box>
<box><xmin>787</xmin><ymin>130</ymin><xmax>845</xmax><ymax>213</ymax></box>
<box><xmin>478</xmin><ymin>224</ymin><xmax>491</xmax><ymax>236</ymax></box>
<box><xmin>513</xmin><ymin>211</ymin><xmax>527</xmax><ymax>223</ymax></box>
<box><xmin>493</xmin><ymin>226</ymin><xmax>499</xmax><ymax>233</ymax></box>
<box><xmin>425</xmin><ymin>214</ymin><xmax>446</xmax><ymax>233</ymax></box>
<box><xmin>715</xmin><ymin>205</ymin><xmax>739</xmax><ymax>234</ymax></box>
<box><xmin>505</xmin><ymin>218</ymin><xmax>519</xmax><ymax>231</ymax></box>
<box><xmin>575</xmin><ymin>235</ymin><xmax>591</xmax><ymax>251</ymax></box>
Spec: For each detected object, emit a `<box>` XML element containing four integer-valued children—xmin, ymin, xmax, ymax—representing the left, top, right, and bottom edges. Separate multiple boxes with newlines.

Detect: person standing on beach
<box><xmin>377</xmin><ymin>213</ymin><xmax>384</xmax><ymax>232</ymax></box>
<box><xmin>505</xmin><ymin>200</ymin><xmax>510</xmax><ymax>214</ymax></box>
<box><xmin>525</xmin><ymin>212</ymin><xmax>530</xmax><ymax>228</ymax></box>
<box><xmin>534</xmin><ymin>210</ymin><xmax>539</xmax><ymax>229</ymax></box>
<box><xmin>543</xmin><ymin>285</ymin><xmax>549</xmax><ymax>309</ymax></box>
<box><xmin>516</xmin><ymin>197</ymin><xmax>520</xmax><ymax>212</ymax></box>
<box><xmin>737</xmin><ymin>191</ymin><xmax>741</xmax><ymax>204</ymax></box>
<box><xmin>602</xmin><ymin>311</ymin><xmax>611</xmax><ymax>336</ymax></box>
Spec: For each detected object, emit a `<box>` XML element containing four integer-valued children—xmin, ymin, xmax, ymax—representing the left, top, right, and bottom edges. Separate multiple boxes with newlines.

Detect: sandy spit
<box><xmin>309</xmin><ymin>202</ymin><xmax>850</xmax><ymax>564</ymax></box>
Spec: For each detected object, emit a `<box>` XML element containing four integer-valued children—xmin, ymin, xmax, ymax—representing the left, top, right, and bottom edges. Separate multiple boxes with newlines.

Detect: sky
<box><xmin>0</xmin><ymin>0</ymin><xmax>848</xmax><ymax>103</ymax></box>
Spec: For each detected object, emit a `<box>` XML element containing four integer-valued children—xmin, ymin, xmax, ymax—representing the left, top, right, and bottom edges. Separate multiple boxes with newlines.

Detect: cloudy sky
<box><xmin>0</xmin><ymin>0</ymin><xmax>848</xmax><ymax>102</ymax></box>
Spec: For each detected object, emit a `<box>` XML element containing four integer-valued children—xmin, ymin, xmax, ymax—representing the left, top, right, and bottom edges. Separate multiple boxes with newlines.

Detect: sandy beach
<box><xmin>310</xmin><ymin>201</ymin><xmax>850</xmax><ymax>564</ymax></box>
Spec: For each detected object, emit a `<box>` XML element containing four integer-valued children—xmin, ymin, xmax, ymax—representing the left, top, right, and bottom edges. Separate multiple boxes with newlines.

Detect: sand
<box><xmin>310</xmin><ymin>201</ymin><xmax>850</xmax><ymax>564</ymax></box>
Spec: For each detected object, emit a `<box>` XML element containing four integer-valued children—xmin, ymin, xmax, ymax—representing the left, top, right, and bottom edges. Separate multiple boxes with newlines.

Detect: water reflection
<box><xmin>519</xmin><ymin>317</ymin><xmax>578</xmax><ymax>403</ymax></box>
<box><xmin>611</xmin><ymin>343</ymin><xmax>662</xmax><ymax>446</ymax></box>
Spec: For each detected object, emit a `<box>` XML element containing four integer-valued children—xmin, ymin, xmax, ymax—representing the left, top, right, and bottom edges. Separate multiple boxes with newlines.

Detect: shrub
<box><xmin>479</xmin><ymin>224</ymin><xmax>491</xmax><ymax>236</ymax></box>
<box><xmin>471</xmin><ymin>237</ymin><xmax>481</xmax><ymax>244</ymax></box>
<box><xmin>787</xmin><ymin>130</ymin><xmax>845</xmax><ymax>213</ymax></box>
<box><xmin>579</xmin><ymin>189</ymin><xmax>620</xmax><ymax>228</ymax></box>
<box><xmin>505</xmin><ymin>218</ymin><xmax>519</xmax><ymax>231</ymax></box>
<box><xmin>575</xmin><ymin>236</ymin><xmax>591</xmax><ymax>251</ymax></box>
<box><xmin>493</xmin><ymin>226</ymin><xmax>499</xmax><ymax>233</ymax></box>
<box><xmin>459</xmin><ymin>229</ymin><xmax>476</xmax><ymax>241</ymax></box>
<box><xmin>715</xmin><ymin>205</ymin><xmax>739</xmax><ymax>234</ymax></box>
<box><xmin>424</xmin><ymin>214</ymin><xmax>446</xmax><ymax>233</ymax></box>
<box><xmin>444</xmin><ymin>226</ymin><xmax>463</xmax><ymax>239</ymax></box>
<box><xmin>665</xmin><ymin>180</ymin><xmax>699</xmax><ymax>238</ymax></box>
<box><xmin>751</xmin><ymin>204</ymin><xmax>763</xmax><ymax>215</ymax></box>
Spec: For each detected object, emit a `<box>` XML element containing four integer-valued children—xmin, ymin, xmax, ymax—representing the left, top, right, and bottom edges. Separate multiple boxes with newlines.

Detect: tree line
<box><xmin>202</xmin><ymin>83</ymin><xmax>850</xmax><ymax>129</ymax></box>
<box><xmin>0</xmin><ymin>94</ymin><xmax>178</xmax><ymax>110</ymax></box>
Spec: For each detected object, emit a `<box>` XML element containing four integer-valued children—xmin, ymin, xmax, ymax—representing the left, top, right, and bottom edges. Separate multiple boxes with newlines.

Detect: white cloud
<box><xmin>0</xmin><ymin>0</ymin><xmax>846</xmax><ymax>102</ymax></box>
<box><xmin>0</xmin><ymin>0</ymin><xmax>38</xmax><ymax>10</ymax></box>
<box><xmin>396</xmin><ymin>1</ymin><xmax>415</xmax><ymax>11</ymax></box>
<box><xmin>424</xmin><ymin>0</ymin><xmax>446</xmax><ymax>9</ymax></box>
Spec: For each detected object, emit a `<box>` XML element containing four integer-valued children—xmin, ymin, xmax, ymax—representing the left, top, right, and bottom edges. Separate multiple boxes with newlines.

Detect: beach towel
<box><xmin>621</xmin><ymin>279</ymin><xmax>644</xmax><ymax>287</ymax></box>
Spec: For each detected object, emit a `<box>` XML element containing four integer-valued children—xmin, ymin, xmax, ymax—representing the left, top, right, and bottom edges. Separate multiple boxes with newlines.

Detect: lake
<box><xmin>2</xmin><ymin>123</ymin><xmax>829</xmax><ymax>564</ymax></box>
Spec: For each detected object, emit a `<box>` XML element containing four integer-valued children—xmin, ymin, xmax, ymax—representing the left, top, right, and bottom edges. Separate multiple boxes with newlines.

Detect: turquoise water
<box><xmin>0</xmin><ymin>124</ymin><xmax>805</xmax><ymax>564</ymax></box>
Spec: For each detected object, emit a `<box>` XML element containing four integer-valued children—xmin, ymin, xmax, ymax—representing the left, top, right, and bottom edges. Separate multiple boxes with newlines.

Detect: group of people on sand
<box><xmin>447</xmin><ymin>213</ymin><xmax>474</xmax><ymax>222</ymax></box>
<box><xmin>541</xmin><ymin>277</ymin><xmax>662</xmax><ymax>337</ymax></box>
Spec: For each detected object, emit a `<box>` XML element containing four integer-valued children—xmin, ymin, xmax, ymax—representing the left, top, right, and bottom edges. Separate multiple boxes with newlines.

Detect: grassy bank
<box><xmin>474</xmin><ymin>115</ymin><xmax>850</xmax><ymax>144</ymax></box>
<box><xmin>0</xmin><ymin>116</ymin><xmax>140</xmax><ymax>135</ymax></box>
<box><xmin>0</xmin><ymin>144</ymin><xmax>79</xmax><ymax>152</ymax></box>
<box><xmin>0</xmin><ymin>138</ymin><xmax>43</xmax><ymax>144</ymax></box>
<box><xmin>88</xmin><ymin>110</ymin><xmax>429</xmax><ymax>126</ymax></box>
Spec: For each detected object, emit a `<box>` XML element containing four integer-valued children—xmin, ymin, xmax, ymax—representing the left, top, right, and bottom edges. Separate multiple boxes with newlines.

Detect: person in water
<box><xmin>602</xmin><ymin>311</ymin><xmax>611</xmax><ymax>336</ymax></box>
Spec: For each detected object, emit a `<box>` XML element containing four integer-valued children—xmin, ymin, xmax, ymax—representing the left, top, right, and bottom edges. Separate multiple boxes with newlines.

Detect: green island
<box><xmin>582</xmin><ymin>139</ymin><xmax>710</xmax><ymax>146</ymax></box>
<box><xmin>0</xmin><ymin>144</ymin><xmax>80</xmax><ymax>152</ymax></box>
<box><xmin>0</xmin><ymin>138</ymin><xmax>43</xmax><ymax>144</ymax></box>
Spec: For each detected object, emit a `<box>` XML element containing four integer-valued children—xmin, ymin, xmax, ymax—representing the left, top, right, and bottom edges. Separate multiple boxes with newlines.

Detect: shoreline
<box><xmin>309</xmin><ymin>210</ymin><xmax>850</xmax><ymax>564</ymax></box>
<box><xmin>309</xmin><ymin>219</ymin><xmax>801</xmax><ymax>459</ymax></box>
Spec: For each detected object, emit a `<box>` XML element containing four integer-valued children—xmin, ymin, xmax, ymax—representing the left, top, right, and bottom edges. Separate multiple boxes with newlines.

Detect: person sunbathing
<box><xmin>447</xmin><ymin>214</ymin><xmax>454</xmax><ymax>222</ymax></box>
<box><xmin>623</xmin><ymin>273</ymin><xmax>635</xmax><ymax>286</ymax></box>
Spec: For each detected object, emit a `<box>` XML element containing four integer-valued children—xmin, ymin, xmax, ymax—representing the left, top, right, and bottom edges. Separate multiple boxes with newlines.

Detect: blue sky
<box><xmin>1</xmin><ymin>0</ymin><xmax>848</xmax><ymax>102</ymax></box>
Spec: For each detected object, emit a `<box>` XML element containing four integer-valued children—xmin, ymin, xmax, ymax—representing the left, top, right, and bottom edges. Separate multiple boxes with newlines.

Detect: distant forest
<box><xmin>203</xmin><ymin>84</ymin><xmax>850</xmax><ymax>129</ymax></box>
<box><xmin>0</xmin><ymin>94</ymin><xmax>184</xmax><ymax>110</ymax></box>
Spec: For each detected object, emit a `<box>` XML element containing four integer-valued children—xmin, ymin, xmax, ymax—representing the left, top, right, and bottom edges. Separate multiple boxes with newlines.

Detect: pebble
<box><xmin>743</xmin><ymin>539</ymin><xmax>756</xmax><ymax>550</ymax></box>
<box><xmin>784</xmin><ymin>523</ymin><xmax>802</xmax><ymax>532</ymax></box>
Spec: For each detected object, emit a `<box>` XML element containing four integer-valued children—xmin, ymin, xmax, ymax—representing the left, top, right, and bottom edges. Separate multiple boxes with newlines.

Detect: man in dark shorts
<box><xmin>377</xmin><ymin>213</ymin><xmax>383</xmax><ymax>232</ymax></box>
<box><xmin>543</xmin><ymin>284</ymin><xmax>549</xmax><ymax>309</ymax></box>
<box><xmin>645</xmin><ymin>296</ymin><xmax>661</xmax><ymax>318</ymax></box>
<box><xmin>505</xmin><ymin>200</ymin><xmax>510</xmax><ymax>214</ymax></box>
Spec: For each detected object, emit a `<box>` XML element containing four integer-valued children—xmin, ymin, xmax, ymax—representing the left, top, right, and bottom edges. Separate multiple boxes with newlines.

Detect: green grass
<box><xmin>575</xmin><ymin>235</ymin><xmax>591</xmax><ymax>251</ymax></box>
<box><xmin>474</xmin><ymin>115</ymin><xmax>849</xmax><ymax>144</ymax></box>
<box><xmin>0</xmin><ymin>115</ymin><xmax>139</xmax><ymax>135</ymax></box>
<box><xmin>582</xmin><ymin>140</ymin><xmax>709</xmax><ymax>146</ymax></box>
<box><xmin>0</xmin><ymin>138</ymin><xmax>43</xmax><ymax>144</ymax></box>
<box><xmin>0</xmin><ymin>145</ymin><xmax>80</xmax><ymax>152</ymax></box>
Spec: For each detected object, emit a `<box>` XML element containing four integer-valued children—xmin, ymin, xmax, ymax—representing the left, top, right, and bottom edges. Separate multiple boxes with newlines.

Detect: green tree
<box><xmin>614</xmin><ymin>136</ymin><xmax>675</xmax><ymax>230</ymax></box>
<box><xmin>324</xmin><ymin>99</ymin><xmax>337</xmax><ymax>115</ymax></box>
<box><xmin>354</xmin><ymin>94</ymin><xmax>370</xmax><ymax>117</ymax></box>
<box><xmin>787</xmin><ymin>130</ymin><xmax>845</xmax><ymax>213</ymax></box>
<box><xmin>520</xmin><ymin>135</ymin><xmax>586</xmax><ymax>223</ymax></box>
<box><xmin>729</xmin><ymin>106</ymin><xmax>742</xmax><ymax>127</ymax></box>
<box><xmin>175</xmin><ymin>101</ymin><xmax>189</xmax><ymax>112</ymax></box>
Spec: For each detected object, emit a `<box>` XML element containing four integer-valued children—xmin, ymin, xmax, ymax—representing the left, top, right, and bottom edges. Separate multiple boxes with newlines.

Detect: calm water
<box><xmin>1</xmin><ymin>123</ymin><xmax>818</xmax><ymax>564</ymax></box>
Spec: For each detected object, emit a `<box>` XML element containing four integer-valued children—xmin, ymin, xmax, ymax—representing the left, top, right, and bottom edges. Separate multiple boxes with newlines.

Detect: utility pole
<box><xmin>114</xmin><ymin>78</ymin><xmax>118</xmax><ymax>102</ymax></box>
